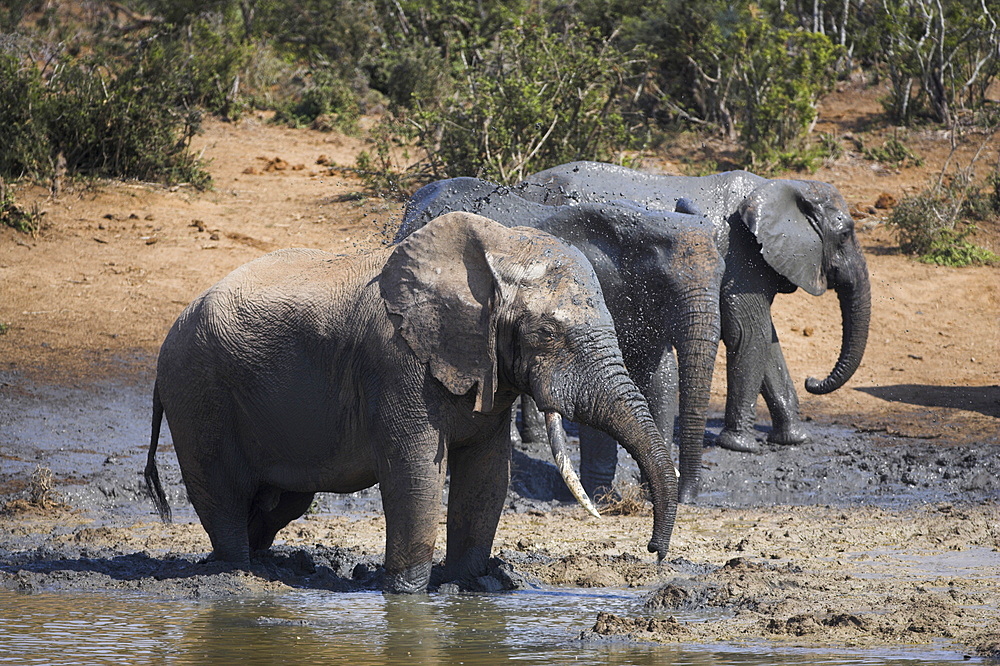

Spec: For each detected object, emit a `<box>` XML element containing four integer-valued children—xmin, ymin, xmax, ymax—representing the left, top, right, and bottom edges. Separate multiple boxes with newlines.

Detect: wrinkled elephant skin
<box><xmin>400</xmin><ymin>178</ymin><xmax>722</xmax><ymax>503</ymax></box>
<box><xmin>518</xmin><ymin>162</ymin><xmax>871</xmax><ymax>458</ymax></box>
<box><xmin>145</xmin><ymin>212</ymin><xmax>678</xmax><ymax>593</ymax></box>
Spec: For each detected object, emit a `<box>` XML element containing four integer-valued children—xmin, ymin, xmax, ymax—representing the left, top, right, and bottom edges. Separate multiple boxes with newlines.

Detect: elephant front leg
<box><xmin>379</xmin><ymin>443</ymin><xmax>448</xmax><ymax>594</ymax></box>
<box><xmin>645</xmin><ymin>349</ymin><xmax>679</xmax><ymax>440</ymax></box>
<box><xmin>761</xmin><ymin>332</ymin><xmax>810</xmax><ymax>446</ymax></box>
<box><xmin>518</xmin><ymin>395</ymin><xmax>547</xmax><ymax>445</ymax></box>
<box><xmin>717</xmin><ymin>292</ymin><xmax>771</xmax><ymax>453</ymax></box>
<box><xmin>578</xmin><ymin>425</ymin><xmax>618</xmax><ymax>500</ymax></box>
<box><xmin>443</xmin><ymin>423</ymin><xmax>512</xmax><ymax>587</ymax></box>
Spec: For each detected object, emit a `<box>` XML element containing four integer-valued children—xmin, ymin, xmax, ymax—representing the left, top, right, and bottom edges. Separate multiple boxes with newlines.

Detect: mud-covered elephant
<box><xmin>144</xmin><ymin>212</ymin><xmax>678</xmax><ymax>594</ymax></box>
<box><xmin>518</xmin><ymin>162</ymin><xmax>871</xmax><ymax>455</ymax></box>
<box><xmin>398</xmin><ymin>177</ymin><xmax>723</xmax><ymax>503</ymax></box>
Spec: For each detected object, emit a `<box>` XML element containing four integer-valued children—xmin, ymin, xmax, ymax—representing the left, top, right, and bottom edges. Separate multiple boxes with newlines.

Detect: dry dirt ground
<box><xmin>1</xmin><ymin>81</ymin><xmax>999</xmax><ymax>657</ymax></box>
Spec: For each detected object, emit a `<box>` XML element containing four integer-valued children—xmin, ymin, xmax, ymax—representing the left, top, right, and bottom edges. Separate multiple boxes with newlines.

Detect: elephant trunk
<box><xmin>574</xmin><ymin>365</ymin><xmax>679</xmax><ymax>558</ymax></box>
<box><xmin>805</xmin><ymin>254</ymin><xmax>871</xmax><ymax>394</ymax></box>
<box><xmin>672</xmin><ymin>299</ymin><xmax>721</xmax><ymax>503</ymax></box>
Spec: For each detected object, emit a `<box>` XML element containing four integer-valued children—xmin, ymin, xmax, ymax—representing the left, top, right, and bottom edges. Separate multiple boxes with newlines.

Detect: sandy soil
<box><xmin>1</xmin><ymin>81</ymin><xmax>999</xmax><ymax>657</ymax></box>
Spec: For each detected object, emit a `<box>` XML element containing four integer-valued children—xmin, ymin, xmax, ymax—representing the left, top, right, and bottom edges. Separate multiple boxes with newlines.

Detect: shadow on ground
<box><xmin>857</xmin><ymin>384</ymin><xmax>1000</xmax><ymax>419</ymax></box>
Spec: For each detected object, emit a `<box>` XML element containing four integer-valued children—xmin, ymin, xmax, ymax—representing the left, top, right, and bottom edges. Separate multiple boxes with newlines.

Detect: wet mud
<box><xmin>1</xmin><ymin>368</ymin><xmax>999</xmax><ymax>659</ymax></box>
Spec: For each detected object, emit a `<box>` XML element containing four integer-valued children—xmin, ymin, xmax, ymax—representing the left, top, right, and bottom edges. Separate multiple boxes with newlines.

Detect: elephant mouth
<box><xmin>544</xmin><ymin>411</ymin><xmax>601</xmax><ymax>518</ymax></box>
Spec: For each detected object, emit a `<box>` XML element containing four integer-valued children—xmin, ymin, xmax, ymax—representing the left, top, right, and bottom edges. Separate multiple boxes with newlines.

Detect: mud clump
<box><xmin>766</xmin><ymin>612</ymin><xmax>869</xmax><ymax>637</ymax></box>
<box><xmin>586</xmin><ymin>611</ymin><xmax>691</xmax><ymax>641</ymax></box>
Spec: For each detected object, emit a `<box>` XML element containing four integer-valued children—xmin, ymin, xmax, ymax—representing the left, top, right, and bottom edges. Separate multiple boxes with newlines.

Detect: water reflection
<box><xmin>0</xmin><ymin>589</ymin><xmax>976</xmax><ymax>665</ymax></box>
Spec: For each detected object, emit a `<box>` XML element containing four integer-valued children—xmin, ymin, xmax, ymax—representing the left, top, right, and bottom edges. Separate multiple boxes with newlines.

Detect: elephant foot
<box><xmin>678</xmin><ymin>477</ymin><xmax>700</xmax><ymax>504</ymax></box>
<box><xmin>715</xmin><ymin>429</ymin><xmax>760</xmax><ymax>453</ymax></box>
<box><xmin>385</xmin><ymin>561</ymin><xmax>433</xmax><ymax>594</ymax></box>
<box><xmin>767</xmin><ymin>422</ymin><xmax>810</xmax><ymax>446</ymax></box>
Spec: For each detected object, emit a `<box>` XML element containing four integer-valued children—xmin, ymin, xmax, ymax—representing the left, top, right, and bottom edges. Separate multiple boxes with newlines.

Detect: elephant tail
<box><xmin>144</xmin><ymin>382</ymin><xmax>172</xmax><ymax>524</ymax></box>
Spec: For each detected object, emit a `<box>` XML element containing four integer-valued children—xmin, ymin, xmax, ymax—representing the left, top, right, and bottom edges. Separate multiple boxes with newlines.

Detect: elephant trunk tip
<box><xmin>804</xmin><ymin>266</ymin><xmax>871</xmax><ymax>395</ymax></box>
<box><xmin>805</xmin><ymin>375</ymin><xmax>839</xmax><ymax>394</ymax></box>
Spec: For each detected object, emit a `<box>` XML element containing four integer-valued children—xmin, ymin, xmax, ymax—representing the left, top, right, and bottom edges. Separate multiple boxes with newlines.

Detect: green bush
<box><xmin>0</xmin><ymin>49</ymin><xmax>210</xmax><ymax>187</ymax></box>
<box><xmin>354</xmin><ymin>113</ymin><xmax>419</xmax><ymax>198</ymax></box>
<box><xmin>889</xmin><ymin>174</ymin><xmax>999</xmax><ymax>266</ymax></box>
<box><xmin>411</xmin><ymin>17</ymin><xmax>644</xmax><ymax>184</ymax></box>
<box><xmin>143</xmin><ymin>17</ymin><xmax>252</xmax><ymax>119</ymax></box>
<box><xmin>733</xmin><ymin>21</ymin><xmax>843</xmax><ymax>167</ymax></box>
<box><xmin>862</xmin><ymin>136</ymin><xmax>923</xmax><ymax>167</ymax></box>
<box><xmin>272</xmin><ymin>67</ymin><xmax>361</xmax><ymax>131</ymax></box>
<box><xmin>0</xmin><ymin>180</ymin><xmax>41</xmax><ymax>235</ymax></box>
<box><xmin>369</xmin><ymin>42</ymin><xmax>455</xmax><ymax>110</ymax></box>
<box><xmin>0</xmin><ymin>54</ymin><xmax>51</xmax><ymax>179</ymax></box>
<box><xmin>889</xmin><ymin>192</ymin><xmax>953</xmax><ymax>255</ymax></box>
<box><xmin>919</xmin><ymin>226</ymin><xmax>999</xmax><ymax>266</ymax></box>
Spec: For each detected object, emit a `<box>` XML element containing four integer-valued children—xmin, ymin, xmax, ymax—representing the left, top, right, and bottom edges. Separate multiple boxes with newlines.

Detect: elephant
<box><xmin>398</xmin><ymin>177</ymin><xmax>723</xmax><ymax>503</ymax></box>
<box><xmin>143</xmin><ymin>212</ymin><xmax>678</xmax><ymax>594</ymax></box>
<box><xmin>517</xmin><ymin>161</ymin><xmax>872</xmax><ymax>456</ymax></box>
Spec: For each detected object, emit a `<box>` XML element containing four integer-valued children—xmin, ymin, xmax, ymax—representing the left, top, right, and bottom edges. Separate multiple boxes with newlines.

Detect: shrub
<box><xmin>0</xmin><ymin>178</ymin><xmax>42</xmax><ymax>235</ymax></box>
<box><xmin>734</xmin><ymin>23</ymin><xmax>843</xmax><ymax>167</ymax></box>
<box><xmin>411</xmin><ymin>17</ymin><xmax>644</xmax><ymax>184</ymax></box>
<box><xmin>919</xmin><ymin>226</ymin><xmax>999</xmax><ymax>266</ymax></box>
<box><xmin>889</xmin><ymin>171</ymin><xmax>999</xmax><ymax>266</ymax></box>
<box><xmin>369</xmin><ymin>42</ymin><xmax>455</xmax><ymax>110</ymax></box>
<box><xmin>44</xmin><ymin>53</ymin><xmax>210</xmax><ymax>186</ymax></box>
<box><xmin>862</xmin><ymin>136</ymin><xmax>923</xmax><ymax>167</ymax></box>
<box><xmin>272</xmin><ymin>67</ymin><xmax>361</xmax><ymax>132</ymax></box>
<box><xmin>142</xmin><ymin>16</ymin><xmax>252</xmax><ymax>119</ymax></box>
<box><xmin>889</xmin><ymin>192</ymin><xmax>944</xmax><ymax>256</ymax></box>
<box><xmin>354</xmin><ymin>113</ymin><xmax>421</xmax><ymax>199</ymax></box>
<box><xmin>0</xmin><ymin>49</ymin><xmax>210</xmax><ymax>187</ymax></box>
<box><xmin>0</xmin><ymin>53</ymin><xmax>51</xmax><ymax>179</ymax></box>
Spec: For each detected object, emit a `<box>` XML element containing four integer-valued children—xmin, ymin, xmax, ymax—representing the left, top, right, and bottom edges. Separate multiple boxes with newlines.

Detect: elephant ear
<box><xmin>381</xmin><ymin>211</ymin><xmax>512</xmax><ymax>413</ymax></box>
<box><xmin>738</xmin><ymin>180</ymin><xmax>828</xmax><ymax>296</ymax></box>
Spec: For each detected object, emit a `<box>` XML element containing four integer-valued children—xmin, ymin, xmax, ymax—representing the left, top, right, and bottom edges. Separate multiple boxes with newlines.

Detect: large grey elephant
<box><xmin>518</xmin><ymin>162</ymin><xmax>872</xmax><ymax>455</ymax></box>
<box><xmin>398</xmin><ymin>177</ymin><xmax>723</xmax><ymax>503</ymax></box>
<box><xmin>144</xmin><ymin>212</ymin><xmax>678</xmax><ymax>594</ymax></box>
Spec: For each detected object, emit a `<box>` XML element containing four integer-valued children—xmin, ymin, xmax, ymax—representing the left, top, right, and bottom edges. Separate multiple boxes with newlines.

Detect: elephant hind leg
<box><xmin>761</xmin><ymin>336</ymin><xmax>810</xmax><ymax>446</ymax></box>
<box><xmin>192</xmin><ymin>492</ymin><xmax>253</xmax><ymax>565</ymax></box>
<box><xmin>248</xmin><ymin>489</ymin><xmax>316</xmax><ymax>552</ymax></box>
<box><xmin>177</xmin><ymin>446</ymin><xmax>255</xmax><ymax>564</ymax></box>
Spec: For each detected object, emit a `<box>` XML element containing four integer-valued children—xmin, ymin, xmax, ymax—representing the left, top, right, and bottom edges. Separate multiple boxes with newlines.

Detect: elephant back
<box><xmin>399</xmin><ymin>177</ymin><xmax>557</xmax><ymax>240</ymax></box>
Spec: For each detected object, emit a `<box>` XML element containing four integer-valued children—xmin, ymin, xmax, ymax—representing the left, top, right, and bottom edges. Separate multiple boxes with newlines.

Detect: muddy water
<box><xmin>3</xmin><ymin>373</ymin><xmax>999</xmax><ymax>661</ymax></box>
<box><xmin>0</xmin><ymin>588</ymin><xmax>972</xmax><ymax>665</ymax></box>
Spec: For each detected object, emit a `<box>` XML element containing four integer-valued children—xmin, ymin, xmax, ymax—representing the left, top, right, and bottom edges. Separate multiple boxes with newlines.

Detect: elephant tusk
<box><xmin>545</xmin><ymin>411</ymin><xmax>601</xmax><ymax>519</ymax></box>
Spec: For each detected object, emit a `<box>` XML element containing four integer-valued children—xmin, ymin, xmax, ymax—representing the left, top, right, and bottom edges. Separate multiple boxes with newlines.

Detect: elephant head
<box><xmin>381</xmin><ymin>212</ymin><xmax>678</xmax><ymax>557</ymax></box>
<box><xmin>401</xmin><ymin>178</ymin><xmax>723</xmax><ymax>504</ymax></box>
<box><xmin>524</xmin><ymin>202</ymin><xmax>722</xmax><ymax>502</ymax></box>
<box><xmin>519</xmin><ymin>161</ymin><xmax>872</xmax><ymax>459</ymax></box>
<box><xmin>738</xmin><ymin>178</ymin><xmax>871</xmax><ymax>395</ymax></box>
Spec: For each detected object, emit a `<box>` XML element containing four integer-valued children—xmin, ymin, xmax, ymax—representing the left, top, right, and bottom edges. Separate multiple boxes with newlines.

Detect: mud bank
<box><xmin>2</xmin><ymin>372</ymin><xmax>999</xmax><ymax>658</ymax></box>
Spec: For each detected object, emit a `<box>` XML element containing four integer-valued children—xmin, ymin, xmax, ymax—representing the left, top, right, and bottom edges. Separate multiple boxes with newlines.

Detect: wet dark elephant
<box><xmin>398</xmin><ymin>178</ymin><xmax>723</xmax><ymax>503</ymax></box>
<box><xmin>144</xmin><ymin>212</ymin><xmax>678</xmax><ymax>593</ymax></box>
<box><xmin>518</xmin><ymin>161</ymin><xmax>872</xmax><ymax>456</ymax></box>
